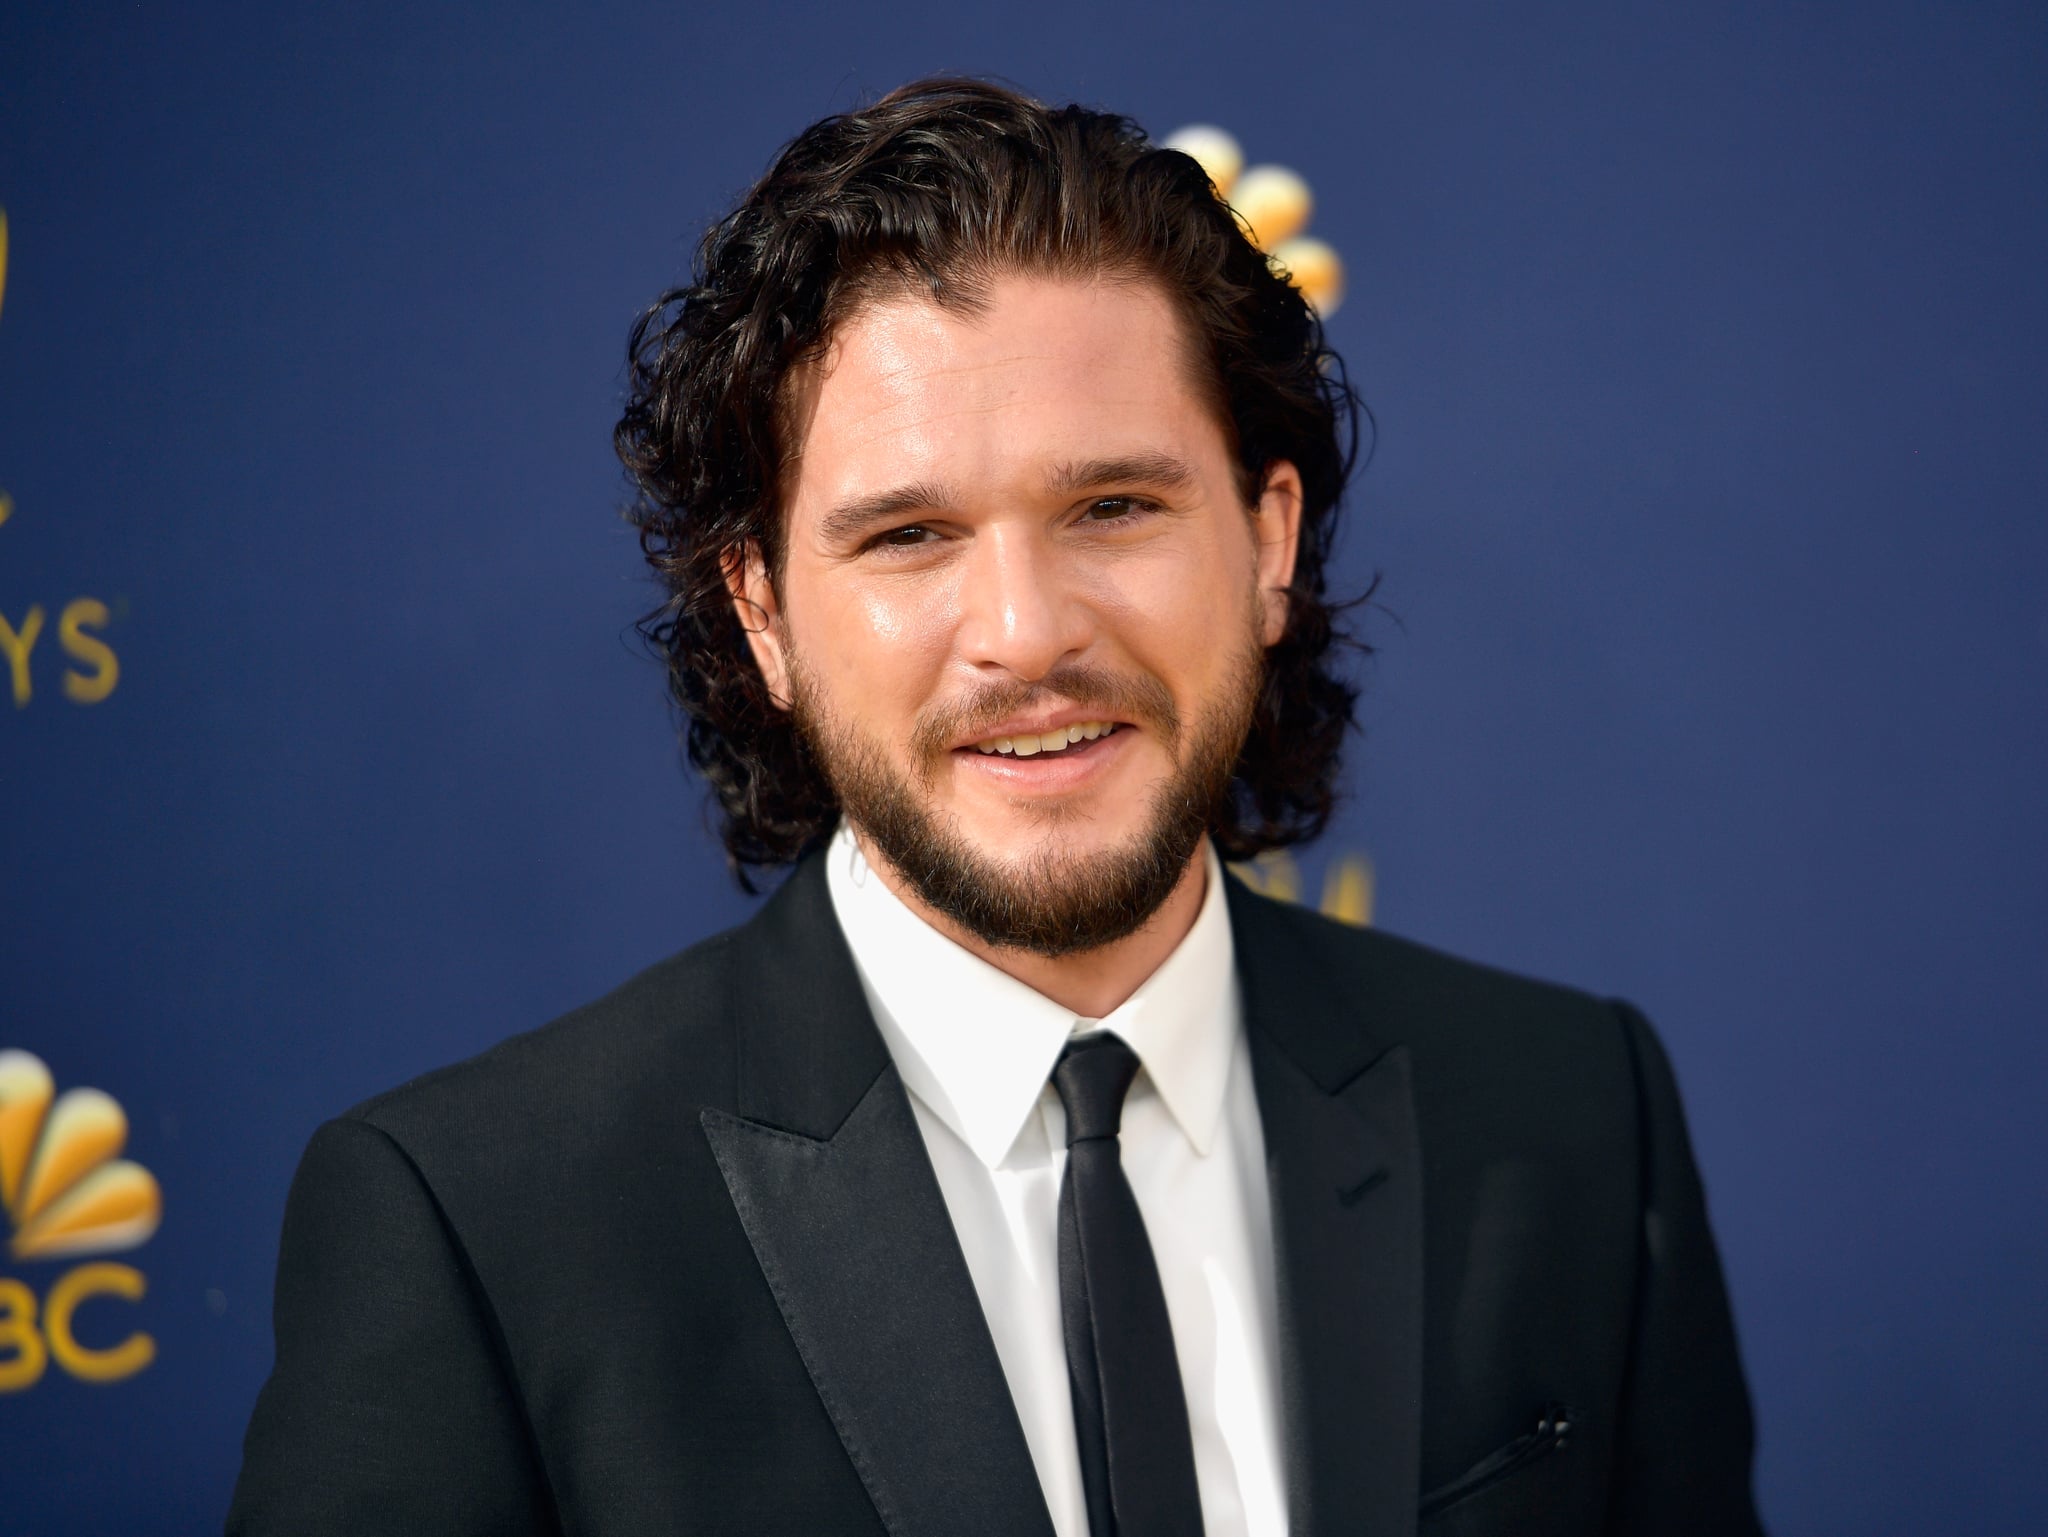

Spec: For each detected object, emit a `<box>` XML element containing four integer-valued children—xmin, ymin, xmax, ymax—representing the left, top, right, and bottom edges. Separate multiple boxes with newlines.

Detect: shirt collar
<box><xmin>824</xmin><ymin>822</ymin><xmax>1239</xmax><ymax>1169</ymax></box>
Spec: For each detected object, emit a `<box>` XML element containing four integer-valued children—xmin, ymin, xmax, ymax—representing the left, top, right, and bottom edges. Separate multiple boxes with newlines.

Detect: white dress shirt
<box><xmin>824</xmin><ymin>823</ymin><xmax>1290</xmax><ymax>1537</ymax></box>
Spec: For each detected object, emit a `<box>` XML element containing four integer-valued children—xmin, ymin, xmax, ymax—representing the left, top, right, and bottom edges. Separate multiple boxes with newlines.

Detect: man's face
<box><xmin>734</xmin><ymin>274</ymin><xmax>1302</xmax><ymax>954</ymax></box>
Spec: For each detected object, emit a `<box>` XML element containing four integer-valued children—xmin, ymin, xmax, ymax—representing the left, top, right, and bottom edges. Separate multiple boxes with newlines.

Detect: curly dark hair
<box><xmin>615</xmin><ymin>78</ymin><xmax>1367</xmax><ymax>885</ymax></box>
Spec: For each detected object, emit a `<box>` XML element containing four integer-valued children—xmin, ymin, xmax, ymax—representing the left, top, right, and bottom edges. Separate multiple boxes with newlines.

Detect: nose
<box><xmin>953</xmin><ymin>525</ymin><xmax>1091</xmax><ymax>681</ymax></box>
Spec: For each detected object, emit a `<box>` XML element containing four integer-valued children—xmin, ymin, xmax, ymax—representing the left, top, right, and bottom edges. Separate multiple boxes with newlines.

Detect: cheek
<box><xmin>795</xmin><ymin>572</ymin><xmax>957</xmax><ymax>715</ymax></box>
<box><xmin>849</xmin><ymin>584</ymin><xmax>917</xmax><ymax>648</ymax></box>
<box><xmin>1086</xmin><ymin>534</ymin><xmax>1256</xmax><ymax>683</ymax></box>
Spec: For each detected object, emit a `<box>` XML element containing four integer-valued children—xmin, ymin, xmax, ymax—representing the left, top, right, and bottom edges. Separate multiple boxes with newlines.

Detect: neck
<box><xmin>849</xmin><ymin>831</ymin><xmax>1212</xmax><ymax>1019</ymax></box>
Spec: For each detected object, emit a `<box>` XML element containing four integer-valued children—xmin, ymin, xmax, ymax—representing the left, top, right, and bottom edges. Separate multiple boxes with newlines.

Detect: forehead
<box><xmin>783</xmin><ymin>275</ymin><xmax>1230</xmax><ymax>515</ymax></box>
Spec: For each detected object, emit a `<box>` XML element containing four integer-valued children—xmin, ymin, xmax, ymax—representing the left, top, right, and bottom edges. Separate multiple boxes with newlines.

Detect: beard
<box><xmin>786</xmin><ymin>605</ymin><xmax>1268</xmax><ymax>958</ymax></box>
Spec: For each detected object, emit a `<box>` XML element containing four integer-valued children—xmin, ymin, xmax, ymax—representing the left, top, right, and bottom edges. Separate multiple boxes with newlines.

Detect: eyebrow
<box><xmin>814</xmin><ymin>451</ymin><xmax>1198</xmax><ymax>549</ymax></box>
<box><xmin>1045</xmin><ymin>452</ymin><xmax>1196</xmax><ymax>496</ymax></box>
<box><xmin>815</xmin><ymin>481</ymin><xmax>955</xmax><ymax>549</ymax></box>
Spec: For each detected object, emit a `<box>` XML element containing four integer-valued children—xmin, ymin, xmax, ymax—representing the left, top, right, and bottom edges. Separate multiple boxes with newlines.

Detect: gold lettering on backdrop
<box><xmin>0</xmin><ymin>596</ymin><xmax>119</xmax><ymax>708</ymax></box>
<box><xmin>0</xmin><ymin>1265</ymin><xmax>156</xmax><ymax>1390</ymax></box>
<box><xmin>0</xmin><ymin>1277</ymin><xmax>48</xmax><ymax>1393</ymax></box>
<box><xmin>59</xmin><ymin>598</ymin><xmax>119</xmax><ymax>703</ymax></box>
<box><xmin>0</xmin><ymin>604</ymin><xmax>44</xmax><ymax>707</ymax></box>
<box><xmin>0</xmin><ymin>214</ymin><xmax>124</xmax><ymax>710</ymax></box>
<box><xmin>44</xmin><ymin>1262</ymin><xmax>155</xmax><ymax>1383</ymax></box>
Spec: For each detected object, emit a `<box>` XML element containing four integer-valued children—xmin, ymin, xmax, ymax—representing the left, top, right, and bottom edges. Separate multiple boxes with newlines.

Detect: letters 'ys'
<box><xmin>0</xmin><ymin>208</ymin><xmax>124</xmax><ymax>705</ymax></box>
<box><xmin>0</xmin><ymin>1052</ymin><xmax>163</xmax><ymax>1392</ymax></box>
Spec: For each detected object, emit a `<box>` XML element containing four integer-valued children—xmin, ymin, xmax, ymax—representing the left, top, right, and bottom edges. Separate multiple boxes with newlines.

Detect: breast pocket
<box><xmin>1418</xmin><ymin>1402</ymin><xmax>1577</xmax><ymax>1531</ymax></box>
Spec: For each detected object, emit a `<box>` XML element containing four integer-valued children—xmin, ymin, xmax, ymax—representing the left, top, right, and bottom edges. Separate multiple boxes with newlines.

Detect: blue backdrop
<box><xmin>3</xmin><ymin>3</ymin><xmax>2044</xmax><ymax>1531</ymax></box>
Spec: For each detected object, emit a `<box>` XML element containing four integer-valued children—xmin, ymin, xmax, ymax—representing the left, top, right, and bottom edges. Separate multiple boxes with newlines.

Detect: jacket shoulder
<box><xmin>1240</xmin><ymin>883</ymin><xmax>1627</xmax><ymax>1034</ymax></box>
<box><xmin>1232</xmin><ymin>883</ymin><xmax>1642</xmax><ymax>1128</ymax></box>
<box><xmin>342</xmin><ymin>923</ymin><xmax>745</xmax><ymax>1154</ymax></box>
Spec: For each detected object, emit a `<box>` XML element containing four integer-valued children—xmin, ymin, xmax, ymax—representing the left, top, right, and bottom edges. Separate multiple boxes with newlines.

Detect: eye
<box><xmin>1079</xmin><ymin>496</ymin><xmax>1157</xmax><ymax>524</ymax></box>
<box><xmin>867</xmin><ymin>523</ymin><xmax>940</xmax><ymax>552</ymax></box>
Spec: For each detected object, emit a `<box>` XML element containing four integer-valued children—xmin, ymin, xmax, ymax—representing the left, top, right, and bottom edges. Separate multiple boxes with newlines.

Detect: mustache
<box><xmin>910</xmin><ymin>664</ymin><xmax>1180</xmax><ymax>763</ymax></box>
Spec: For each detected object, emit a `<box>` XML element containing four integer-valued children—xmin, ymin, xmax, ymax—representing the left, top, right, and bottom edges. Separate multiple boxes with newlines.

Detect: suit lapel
<box><xmin>1230</xmin><ymin>876</ymin><xmax>1424</xmax><ymax>1537</ymax></box>
<box><xmin>701</xmin><ymin>855</ymin><xmax>1054</xmax><ymax>1537</ymax></box>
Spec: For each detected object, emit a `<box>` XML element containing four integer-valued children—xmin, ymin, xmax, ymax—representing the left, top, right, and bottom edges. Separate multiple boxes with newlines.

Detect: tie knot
<box><xmin>1053</xmin><ymin>1033</ymin><xmax>1142</xmax><ymax>1146</ymax></box>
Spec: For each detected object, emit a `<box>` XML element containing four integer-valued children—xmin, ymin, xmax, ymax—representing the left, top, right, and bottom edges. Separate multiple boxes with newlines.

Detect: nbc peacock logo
<box><xmin>0</xmin><ymin>1050</ymin><xmax>162</xmax><ymax>1392</ymax></box>
<box><xmin>1162</xmin><ymin>125</ymin><xmax>1346</xmax><ymax>319</ymax></box>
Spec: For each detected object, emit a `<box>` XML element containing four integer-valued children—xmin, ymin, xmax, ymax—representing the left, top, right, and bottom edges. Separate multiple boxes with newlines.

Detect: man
<box><xmin>230</xmin><ymin>80</ymin><xmax>1763</xmax><ymax>1536</ymax></box>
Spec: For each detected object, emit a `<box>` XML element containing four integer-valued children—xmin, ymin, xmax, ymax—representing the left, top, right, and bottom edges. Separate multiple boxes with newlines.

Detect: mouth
<box><xmin>962</xmin><ymin>720</ymin><xmax>1122</xmax><ymax>758</ymax></box>
<box><xmin>945</xmin><ymin>717</ymin><xmax>1134</xmax><ymax>787</ymax></box>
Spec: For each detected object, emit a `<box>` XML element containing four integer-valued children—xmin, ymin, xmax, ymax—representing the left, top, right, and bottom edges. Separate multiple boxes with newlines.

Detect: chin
<box><xmin>964</xmin><ymin>805</ymin><xmax>1143</xmax><ymax>854</ymax></box>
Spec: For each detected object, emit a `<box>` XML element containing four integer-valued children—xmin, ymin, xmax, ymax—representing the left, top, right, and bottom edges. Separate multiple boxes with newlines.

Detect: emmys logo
<box><xmin>0</xmin><ymin>1050</ymin><xmax>162</xmax><ymax>1392</ymax></box>
<box><xmin>0</xmin><ymin>206</ymin><xmax>10</xmax><ymax>539</ymax></box>
<box><xmin>0</xmin><ymin>206</ymin><xmax>124</xmax><ymax>710</ymax></box>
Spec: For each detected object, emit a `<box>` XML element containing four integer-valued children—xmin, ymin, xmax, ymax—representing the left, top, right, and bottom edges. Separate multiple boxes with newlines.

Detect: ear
<box><xmin>724</xmin><ymin>540</ymin><xmax>792</xmax><ymax>710</ymax></box>
<box><xmin>1253</xmin><ymin>460</ymin><xmax>1305</xmax><ymax>647</ymax></box>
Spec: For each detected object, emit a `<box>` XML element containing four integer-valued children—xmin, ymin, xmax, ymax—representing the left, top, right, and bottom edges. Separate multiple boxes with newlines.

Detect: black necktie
<box><xmin>1053</xmin><ymin>1033</ymin><xmax>1206</xmax><ymax>1537</ymax></box>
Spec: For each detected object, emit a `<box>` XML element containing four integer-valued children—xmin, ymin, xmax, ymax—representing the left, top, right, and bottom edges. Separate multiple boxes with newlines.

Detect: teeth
<box><xmin>970</xmin><ymin>721</ymin><xmax>1118</xmax><ymax>756</ymax></box>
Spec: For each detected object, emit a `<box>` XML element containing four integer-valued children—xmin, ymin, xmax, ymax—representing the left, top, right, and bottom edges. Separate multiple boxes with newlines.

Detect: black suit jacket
<box><xmin>228</xmin><ymin>853</ymin><xmax>1764</xmax><ymax>1535</ymax></box>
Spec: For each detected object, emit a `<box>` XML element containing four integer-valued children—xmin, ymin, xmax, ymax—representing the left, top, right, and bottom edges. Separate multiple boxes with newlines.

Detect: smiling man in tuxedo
<box><xmin>230</xmin><ymin>80</ymin><xmax>1764</xmax><ymax>1536</ymax></box>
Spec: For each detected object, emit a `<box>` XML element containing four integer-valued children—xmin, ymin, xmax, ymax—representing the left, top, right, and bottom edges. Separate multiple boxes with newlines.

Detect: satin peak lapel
<box><xmin>702</xmin><ymin>856</ymin><xmax>1054</xmax><ymax>1537</ymax></box>
<box><xmin>1230</xmin><ymin>876</ymin><xmax>1425</xmax><ymax>1537</ymax></box>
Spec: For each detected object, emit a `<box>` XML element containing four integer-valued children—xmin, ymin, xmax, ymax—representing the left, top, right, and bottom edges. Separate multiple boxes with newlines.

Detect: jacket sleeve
<box><xmin>226</xmin><ymin>1116</ymin><xmax>556</xmax><ymax>1536</ymax></box>
<box><xmin>1605</xmin><ymin>1001</ymin><xmax>1768</xmax><ymax>1536</ymax></box>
